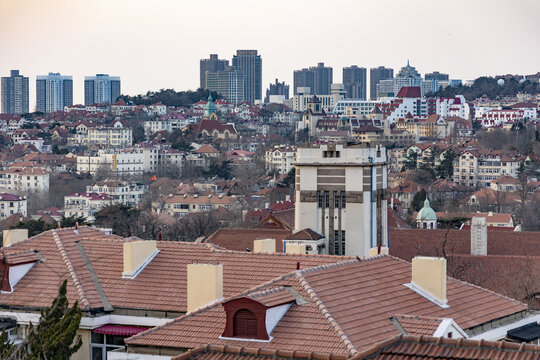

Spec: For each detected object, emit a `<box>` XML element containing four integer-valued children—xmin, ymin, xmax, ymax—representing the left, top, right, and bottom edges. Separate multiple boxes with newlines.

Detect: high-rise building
<box><xmin>293</xmin><ymin>68</ymin><xmax>315</xmax><ymax>95</ymax></box>
<box><xmin>204</xmin><ymin>67</ymin><xmax>245</xmax><ymax>104</ymax></box>
<box><xmin>425</xmin><ymin>71</ymin><xmax>449</xmax><ymax>81</ymax></box>
<box><xmin>294</xmin><ymin>143</ymin><xmax>388</xmax><ymax>256</ymax></box>
<box><xmin>312</xmin><ymin>63</ymin><xmax>333</xmax><ymax>95</ymax></box>
<box><xmin>84</xmin><ymin>74</ymin><xmax>121</xmax><ymax>105</ymax></box>
<box><xmin>232</xmin><ymin>50</ymin><xmax>262</xmax><ymax>104</ymax></box>
<box><xmin>1</xmin><ymin>70</ymin><xmax>29</xmax><ymax>114</ymax></box>
<box><xmin>200</xmin><ymin>54</ymin><xmax>229</xmax><ymax>89</ymax></box>
<box><xmin>36</xmin><ymin>73</ymin><xmax>73</xmax><ymax>113</ymax></box>
<box><xmin>293</xmin><ymin>63</ymin><xmax>333</xmax><ymax>95</ymax></box>
<box><xmin>394</xmin><ymin>61</ymin><xmax>422</xmax><ymax>96</ymax></box>
<box><xmin>369</xmin><ymin>66</ymin><xmax>393</xmax><ymax>100</ymax></box>
<box><xmin>343</xmin><ymin>66</ymin><xmax>367</xmax><ymax>99</ymax></box>
<box><xmin>264</xmin><ymin>79</ymin><xmax>289</xmax><ymax>103</ymax></box>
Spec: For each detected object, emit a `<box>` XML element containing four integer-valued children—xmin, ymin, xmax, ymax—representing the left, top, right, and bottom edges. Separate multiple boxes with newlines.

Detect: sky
<box><xmin>1</xmin><ymin>0</ymin><xmax>539</xmax><ymax>108</ymax></box>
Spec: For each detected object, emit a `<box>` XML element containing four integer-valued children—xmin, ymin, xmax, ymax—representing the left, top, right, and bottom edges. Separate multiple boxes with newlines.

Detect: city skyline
<box><xmin>1</xmin><ymin>0</ymin><xmax>539</xmax><ymax>108</ymax></box>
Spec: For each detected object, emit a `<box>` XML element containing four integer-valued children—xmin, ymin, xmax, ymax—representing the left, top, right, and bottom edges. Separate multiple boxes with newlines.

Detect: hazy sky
<box><xmin>1</xmin><ymin>0</ymin><xmax>539</xmax><ymax>107</ymax></box>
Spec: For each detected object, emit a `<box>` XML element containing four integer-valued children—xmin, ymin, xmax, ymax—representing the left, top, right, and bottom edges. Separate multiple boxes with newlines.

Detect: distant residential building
<box><xmin>76</xmin><ymin>149</ymin><xmax>144</xmax><ymax>176</ymax></box>
<box><xmin>425</xmin><ymin>71</ymin><xmax>449</xmax><ymax>81</ymax></box>
<box><xmin>84</xmin><ymin>74</ymin><xmax>121</xmax><ymax>105</ymax></box>
<box><xmin>295</xmin><ymin>143</ymin><xmax>388</xmax><ymax>256</ymax></box>
<box><xmin>453</xmin><ymin>148</ymin><xmax>521</xmax><ymax>189</ymax></box>
<box><xmin>86</xmin><ymin>180</ymin><xmax>145</xmax><ymax>206</ymax></box>
<box><xmin>293</xmin><ymin>63</ymin><xmax>333</xmax><ymax>95</ymax></box>
<box><xmin>264</xmin><ymin>79</ymin><xmax>289</xmax><ymax>103</ymax></box>
<box><xmin>36</xmin><ymin>73</ymin><xmax>73</xmax><ymax>113</ymax></box>
<box><xmin>64</xmin><ymin>192</ymin><xmax>113</xmax><ymax>221</ymax></box>
<box><xmin>289</xmin><ymin>85</ymin><xmax>344</xmax><ymax>113</ymax></box>
<box><xmin>1</xmin><ymin>70</ymin><xmax>29</xmax><ymax>114</ymax></box>
<box><xmin>70</xmin><ymin>119</ymin><xmax>132</xmax><ymax>147</ymax></box>
<box><xmin>265</xmin><ymin>145</ymin><xmax>297</xmax><ymax>174</ymax></box>
<box><xmin>153</xmin><ymin>193</ymin><xmax>240</xmax><ymax>218</ymax></box>
<box><xmin>199</xmin><ymin>54</ymin><xmax>229</xmax><ymax>89</ymax></box>
<box><xmin>370</xmin><ymin>66</ymin><xmax>393</xmax><ymax>100</ymax></box>
<box><xmin>204</xmin><ymin>67</ymin><xmax>245</xmax><ymax>104</ymax></box>
<box><xmin>232</xmin><ymin>50</ymin><xmax>262</xmax><ymax>104</ymax></box>
<box><xmin>186</xmin><ymin>96</ymin><xmax>237</xmax><ymax>140</ymax></box>
<box><xmin>376</xmin><ymin>79</ymin><xmax>395</xmax><ymax>98</ymax></box>
<box><xmin>0</xmin><ymin>167</ymin><xmax>49</xmax><ymax>193</ymax></box>
<box><xmin>394</xmin><ymin>61</ymin><xmax>423</xmax><ymax>96</ymax></box>
<box><xmin>0</xmin><ymin>193</ymin><xmax>27</xmax><ymax>219</ymax></box>
<box><xmin>343</xmin><ymin>65</ymin><xmax>367</xmax><ymax>99</ymax></box>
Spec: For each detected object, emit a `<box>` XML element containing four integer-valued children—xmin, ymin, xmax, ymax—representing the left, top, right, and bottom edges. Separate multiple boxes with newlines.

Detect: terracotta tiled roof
<box><xmin>397</xmin><ymin>87</ymin><xmax>422</xmax><ymax>98</ymax></box>
<box><xmin>204</xmin><ymin>228</ymin><xmax>292</xmax><ymax>252</ymax></box>
<box><xmin>351</xmin><ymin>334</ymin><xmax>540</xmax><ymax>360</ymax></box>
<box><xmin>391</xmin><ymin>315</ymin><xmax>443</xmax><ymax>336</ymax></box>
<box><xmin>195</xmin><ymin>145</ymin><xmax>219</xmax><ymax>154</ymax></box>
<box><xmin>284</xmin><ymin>228</ymin><xmax>324</xmax><ymax>241</ymax></box>
<box><xmin>126</xmin><ymin>256</ymin><xmax>526</xmax><ymax>354</ymax></box>
<box><xmin>0</xmin><ymin>227</ymin><xmax>346</xmax><ymax>313</ymax></box>
<box><xmin>173</xmin><ymin>344</ymin><xmax>350</xmax><ymax>360</ymax></box>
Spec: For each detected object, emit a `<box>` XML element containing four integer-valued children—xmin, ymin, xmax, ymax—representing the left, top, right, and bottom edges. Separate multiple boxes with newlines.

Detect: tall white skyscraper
<box><xmin>36</xmin><ymin>73</ymin><xmax>73</xmax><ymax>113</ymax></box>
<box><xmin>84</xmin><ymin>74</ymin><xmax>121</xmax><ymax>105</ymax></box>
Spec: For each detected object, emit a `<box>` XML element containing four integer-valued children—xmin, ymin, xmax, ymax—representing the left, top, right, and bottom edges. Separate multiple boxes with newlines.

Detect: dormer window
<box><xmin>233</xmin><ymin>309</ymin><xmax>257</xmax><ymax>337</ymax></box>
<box><xmin>221</xmin><ymin>287</ymin><xmax>296</xmax><ymax>341</ymax></box>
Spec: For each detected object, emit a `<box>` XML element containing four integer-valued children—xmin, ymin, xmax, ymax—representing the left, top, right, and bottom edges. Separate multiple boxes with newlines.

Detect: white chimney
<box><xmin>122</xmin><ymin>240</ymin><xmax>159</xmax><ymax>279</ymax></box>
<box><xmin>471</xmin><ymin>217</ymin><xmax>487</xmax><ymax>256</ymax></box>
<box><xmin>253</xmin><ymin>238</ymin><xmax>276</xmax><ymax>253</ymax></box>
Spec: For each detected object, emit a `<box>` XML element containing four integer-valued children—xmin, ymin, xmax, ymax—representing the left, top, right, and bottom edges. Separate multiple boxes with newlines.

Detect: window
<box><xmin>317</xmin><ymin>191</ymin><xmax>322</xmax><ymax>208</ymax></box>
<box><xmin>324</xmin><ymin>191</ymin><xmax>329</xmax><ymax>208</ymax></box>
<box><xmin>233</xmin><ymin>309</ymin><xmax>257</xmax><ymax>338</ymax></box>
<box><xmin>341</xmin><ymin>191</ymin><xmax>346</xmax><ymax>209</ymax></box>
<box><xmin>334</xmin><ymin>230</ymin><xmax>339</xmax><ymax>255</ymax></box>
<box><xmin>91</xmin><ymin>332</ymin><xmax>126</xmax><ymax>360</ymax></box>
<box><xmin>341</xmin><ymin>231</ymin><xmax>346</xmax><ymax>255</ymax></box>
<box><xmin>333</xmin><ymin>191</ymin><xmax>339</xmax><ymax>208</ymax></box>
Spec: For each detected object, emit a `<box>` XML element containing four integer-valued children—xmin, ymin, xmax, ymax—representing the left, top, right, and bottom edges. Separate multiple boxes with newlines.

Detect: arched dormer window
<box><xmin>221</xmin><ymin>288</ymin><xmax>295</xmax><ymax>341</ymax></box>
<box><xmin>233</xmin><ymin>309</ymin><xmax>257</xmax><ymax>337</ymax></box>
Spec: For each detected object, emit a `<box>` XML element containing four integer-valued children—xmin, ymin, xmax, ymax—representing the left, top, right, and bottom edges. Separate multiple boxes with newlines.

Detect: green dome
<box><xmin>416</xmin><ymin>197</ymin><xmax>437</xmax><ymax>221</ymax></box>
<box><xmin>203</xmin><ymin>95</ymin><xmax>217</xmax><ymax>117</ymax></box>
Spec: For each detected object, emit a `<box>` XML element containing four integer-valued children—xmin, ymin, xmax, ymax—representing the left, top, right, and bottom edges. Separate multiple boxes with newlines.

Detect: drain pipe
<box><xmin>369</xmin><ymin>156</ymin><xmax>374</xmax><ymax>249</ymax></box>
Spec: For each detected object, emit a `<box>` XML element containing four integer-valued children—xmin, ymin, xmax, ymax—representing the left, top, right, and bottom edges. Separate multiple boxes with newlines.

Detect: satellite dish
<box><xmin>497</xmin><ymin>79</ymin><xmax>505</xmax><ymax>86</ymax></box>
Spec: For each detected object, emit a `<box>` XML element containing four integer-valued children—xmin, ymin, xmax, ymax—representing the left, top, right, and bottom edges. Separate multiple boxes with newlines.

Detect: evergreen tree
<box><xmin>27</xmin><ymin>279</ymin><xmax>82</xmax><ymax>360</ymax></box>
<box><xmin>435</xmin><ymin>149</ymin><xmax>456</xmax><ymax>179</ymax></box>
<box><xmin>0</xmin><ymin>329</ymin><xmax>27</xmax><ymax>359</ymax></box>
<box><xmin>410</xmin><ymin>189</ymin><xmax>428</xmax><ymax>212</ymax></box>
<box><xmin>403</xmin><ymin>151</ymin><xmax>418</xmax><ymax>171</ymax></box>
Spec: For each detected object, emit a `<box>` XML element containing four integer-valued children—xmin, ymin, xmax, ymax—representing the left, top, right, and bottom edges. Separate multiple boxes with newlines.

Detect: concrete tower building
<box><xmin>370</xmin><ymin>66</ymin><xmax>393</xmax><ymax>100</ymax></box>
<box><xmin>204</xmin><ymin>67</ymin><xmax>245</xmax><ymax>104</ymax></box>
<box><xmin>200</xmin><ymin>54</ymin><xmax>229</xmax><ymax>89</ymax></box>
<box><xmin>1</xmin><ymin>70</ymin><xmax>29</xmax><ymax>114</ymax></box>
<box><xmin>343</xmin><ymin>66</ymin><xmax>367</xmax><ymax>100</ymax></box>
<box><xmin>294</xmin><ymin>143</ymin><xmax>388</xmax><ymax>256</ymax></box>
<box><xmin>36</xmin><ymin>73</ymin><xmax>73</xmax><ymax>113</ymax></box>
<box><xmin>232</xmin><ymin>50</ymin><xmax>262</xmax><ymax>104</ymax></box>
<box><xmin>84</xmin><ymin>74</ymin><xmax>121</xmax><ymax>105</ymax></box>
<box><xmin>394</xmin><ymin>61</ymin><xmax>422</xmax><ymax>96</ymax></box>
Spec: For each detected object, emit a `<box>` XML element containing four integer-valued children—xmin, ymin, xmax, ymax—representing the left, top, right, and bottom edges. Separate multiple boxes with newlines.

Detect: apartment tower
<box><xmin>36</xmin><ymin>73</ymin><xmax>73</xmax><ymax>112</ymax></box>
<box><xmin>232</xmin><ymin>50</ymin><xmax>262</xmax><ymax>104</ymax></box>
<box><xmin>1</xmin><ymin>70</ymin><xmax>29</xmax><ymax>114</ymax></box>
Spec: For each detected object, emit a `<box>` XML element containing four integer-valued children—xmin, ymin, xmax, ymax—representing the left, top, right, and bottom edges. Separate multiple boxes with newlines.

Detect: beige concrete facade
<box><xmin>123</xmin><ymin>240</ymin><xmax>158</xmax><ymax>278</ymax></box>
<box><xmin>295</xmin><ymin>143</ymin><xmax>388</xmax><ymax>257</ymax></box>
<box><xmin>3</xmin><ymin>229</ymin><xmax>28</xmax><ymax>247</ymax></box>
<box><xmin>253</xmin><ymin>238</ymin><xmax>276</xmax><ymax>253</ymax></box>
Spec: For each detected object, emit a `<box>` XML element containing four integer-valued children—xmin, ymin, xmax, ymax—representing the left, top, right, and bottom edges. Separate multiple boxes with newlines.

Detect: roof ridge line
<box><xmin>51</xmin><ymin>230</ymin><xmax>91</xmax><ymax>310</ymax></box>
<box><xmin>76</xmin><ymin>241</ymin><xmax>113</xmax><ymax>312</ymax></box>
<box><xmin>295</xmin><ymin>271</ymin><xmax>358</xmax><ymax>356</ymax></box>
<box><xmin>297</xmin><ymin>256</ymin><xmax>379</xmax><ymax>275</ymax></box>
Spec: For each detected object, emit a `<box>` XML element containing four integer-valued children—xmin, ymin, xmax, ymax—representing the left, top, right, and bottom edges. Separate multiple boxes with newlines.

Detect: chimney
<box><xmin>285</xmin><ymin>243</ymin><xmax>306</xmax><ymax>255</ymax></box>
<box><xmin>410</xmin><ymin>256</ymin><xmax>448</xmax><ymax>307</ymax></box>
<box><xmin>122</xmin><ymin>240</ymin><xmax>159</xmax><ymax>279</ymax></box>
<box><xmin>368</xmin><ymin>246</ymin><xmax>389</xmax><ymax>256</ymax></box>
<box><xmin>253</xmin><ymin>238</ymin><xmax>276</xmax><ymax>253</ymax></box>
<box><xmin>470</xmin><ymin>217</ymin><xmax>487</xmax><ymax>256</ymax></box>
<box><xmin>3</xmin><ymin>229</ymin><xmax>28</xmax><ymax>247</ymax></box>
<box><xmin>187</xmin><ymin>263</ymin><xmax>223</xmax><ymax>312</ymax></box>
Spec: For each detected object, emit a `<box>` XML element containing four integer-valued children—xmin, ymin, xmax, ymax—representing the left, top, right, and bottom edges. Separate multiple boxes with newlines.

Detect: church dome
<box><xmin>203</xmin><ymin>95</ymin><xmax>217</xmax><ymax>117</ymax></box>
<box><xmin>416</xmin><ymin>197</ymin><xmax>437</xmax><ymax>221</ymax></box>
